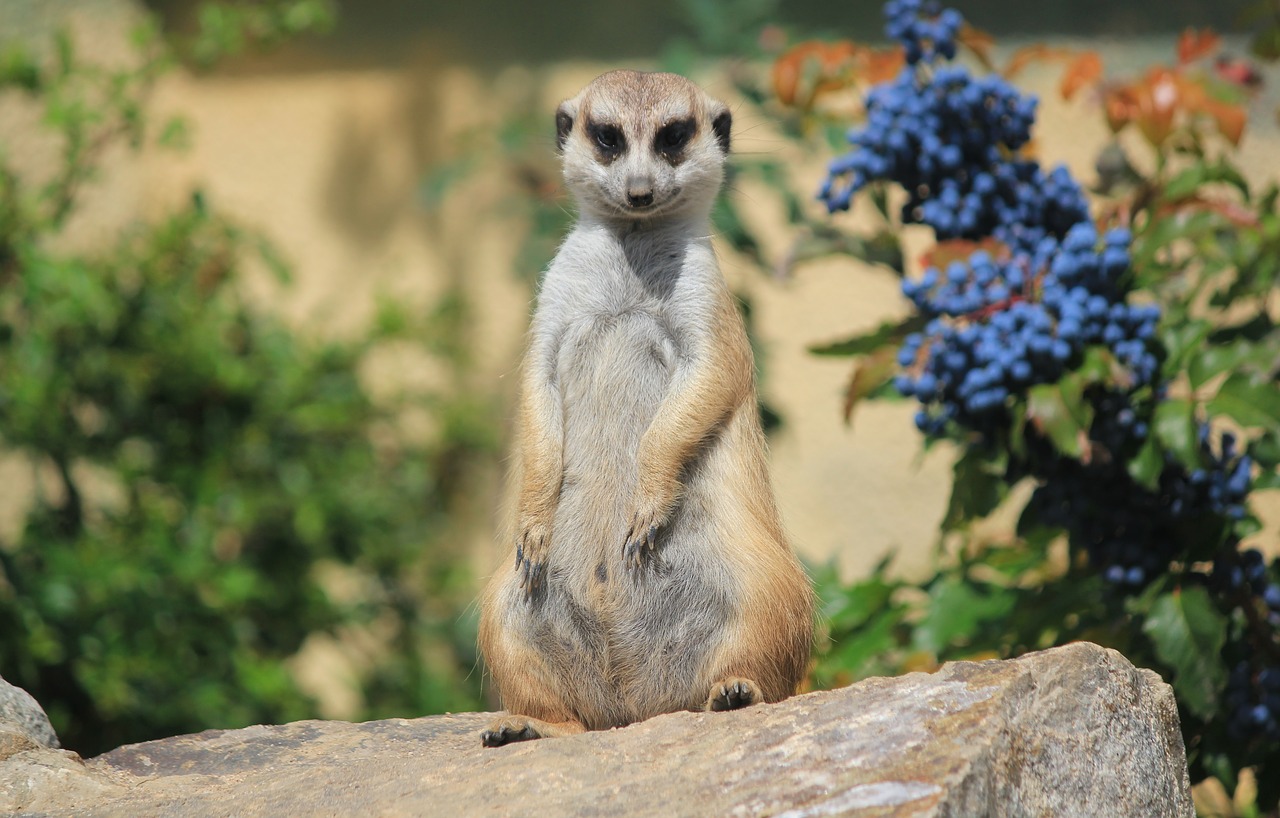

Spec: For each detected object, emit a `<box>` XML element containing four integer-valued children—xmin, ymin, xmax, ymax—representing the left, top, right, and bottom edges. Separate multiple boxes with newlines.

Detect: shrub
<box><xmin>0</xmin><ymin>3</ymin><xmax>494</xmax><ymax>755</ymax></box>
<box><xmin>789</xmin><ymin>0</ymin><xmax>1280</xmax><ymax>807</ymax></box>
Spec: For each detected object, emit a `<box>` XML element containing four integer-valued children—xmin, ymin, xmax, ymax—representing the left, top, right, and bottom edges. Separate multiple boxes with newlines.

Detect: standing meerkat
<box><xmin>478</xmin><ymin>69</ymin><xmax>814</xmax><ymax>747</ymax></box>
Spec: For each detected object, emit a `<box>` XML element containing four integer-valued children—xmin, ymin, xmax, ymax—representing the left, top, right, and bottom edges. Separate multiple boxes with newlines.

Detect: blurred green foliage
<box><xmin>0</xmin><ymin>2</ymin><xmax>493</xmax><ymax>756</ymax></box>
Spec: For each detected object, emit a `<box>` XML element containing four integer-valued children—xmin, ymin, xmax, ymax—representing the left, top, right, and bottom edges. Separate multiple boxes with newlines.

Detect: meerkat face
<box><xmin>555</xmin><ymin>70</ymin><xmax>732</xmax><ymax>223</ymax></box>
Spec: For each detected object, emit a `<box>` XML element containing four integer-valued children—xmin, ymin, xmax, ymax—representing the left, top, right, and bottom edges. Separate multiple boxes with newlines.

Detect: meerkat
<box><xmin>477</xmin><ymin>70</ymin><xmax>814</xmax><ymax>747</ymax></box>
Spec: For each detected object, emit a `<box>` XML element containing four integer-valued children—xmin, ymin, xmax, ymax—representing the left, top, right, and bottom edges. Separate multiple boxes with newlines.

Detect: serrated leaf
<box><xmin>1154</xmin><ymin>398</ymin><xmax>1201</xmax><ymax>470</ymax></box>
<box><xmin>1207</xmin><ymin>372</ymin><xmax>1280</xmax><ymax>430</ymax></box>
<box><xmin>1142</xmin><ymin>587</ymin><xmax>1227</xmax><ymax>719</ymax></box>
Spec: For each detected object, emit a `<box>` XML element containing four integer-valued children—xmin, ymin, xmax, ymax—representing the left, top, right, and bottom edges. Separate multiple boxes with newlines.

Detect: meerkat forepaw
<box><xmin>622</xmin><ymin>521</ymin><xmax>659</xmax><ymax>568</ymax></box>
<box><xmin>515</xmin><ymin>519</ymin><xmax>551</xmax><ymax>599</ymax></box>
<box><xmin>706</xmin><ymin>678</ymin><xmax>761</xmax><ymax>712</ymax></box>
<box><xmin>621</xmin><ymin>482</ymin><xmax>677</xmax><ymax>568</ymax></box>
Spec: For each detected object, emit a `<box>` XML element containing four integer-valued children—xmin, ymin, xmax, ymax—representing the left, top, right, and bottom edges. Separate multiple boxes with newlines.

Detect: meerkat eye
<box><xmin>656</xmin><ymin>119</ymin><xmax>695</xmax><ymax>155</ymax></box>
<box><xmin>590</xmin><ymin>123</ymin><xmax>624</xmax><ymax>152</ymax></box>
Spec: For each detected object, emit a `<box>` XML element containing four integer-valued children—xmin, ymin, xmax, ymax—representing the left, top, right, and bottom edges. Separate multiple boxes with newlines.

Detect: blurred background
<box><xmin>1</xmin><ymin>0</ymin><xmax>1277</xmax><ymax>780</ymax></box>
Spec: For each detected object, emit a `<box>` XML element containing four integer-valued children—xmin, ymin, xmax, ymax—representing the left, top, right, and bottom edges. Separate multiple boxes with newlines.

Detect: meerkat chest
<box><xmin>544</xmin><ymin>233</ymin><xmax>693</xmax><ymax>364</ymax></box>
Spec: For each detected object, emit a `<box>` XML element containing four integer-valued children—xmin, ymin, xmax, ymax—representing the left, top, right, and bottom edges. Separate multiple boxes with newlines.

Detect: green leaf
<box><xmin>842</xmin><ymin>346</ymin><xmax>900</xmax><ymax>423</ymax></box>
<box><xmin>1141</xmin><ymin>587</ymin><xmax>1227</xmax><ymax>720</ymax></box>
<box><xmin>825</xmin><ymin>575</ymin><xmax>896</xmax><ymax>633</ymax></box>
<box><xmin>1252</xmin><ymin>25</ymin><xmax>1280</xmax><ymax>60</ymax></box>
<box><xmin>712</xmin><ymin>197</ymin><xmax>762</xmax><ymax>263</ymax></box>
<box><xmin>1251</xmin><ymin>429</ymin><xmax>1280</xmax><ymax>468</ymax></box>
<box><xmin>157</xmin><ymin>116</ymin><xmax>191</xmax><ymax>151</ymax></box>
<box><xmin>784</xmin><ymin>226</ymin><xmax>904</xmax><ymax>276</ymax></box>
<box><xmin>941</xmin><ymin>449</ymin><xmax>1007</xmax><ymax>531</ymax></box>
<box><xmin>1160</xmin><ymin>320</ymin><xmax>1212</xmax><ymax>375</ymax></box>
<box><xmin>1188</xmin><ymin>342</ymin><xmax>1252</xmax><ymax>390</ymax></box>
<box><xmin>1207</xmin><ymin>372</ymin><xmax>1280</xmax><ymax>430</ymax></box>
<box><xmin>0</xmin><ymin>45</ymin><xmax>42</xmax><ymax>91</ymax></box>
<box><xmin>1154</xmin><ymin>399</ymin><xmax>1201</xmax><ymax>470</ymax></box>
<box><xmin>825</xmin><ymin>612</ymin><xmax>900</xmax><ymax>676</ymax></box>
<box><xmin>809</xmin><ymin>314</ymin><xmax>926</xmax><ymax>357</ymax></box>
<box><xmin>1127</xmin><ymin>433</ymin><xmax>1164</xmax><ymax>490</ymax></box>
<box><xmin>1162</xmin><ymin>160</ymin><xmax>1250</xmax><ymax>202</ymax></box>
<box><xmin>912</xmin><ymin>576</ymin><xmax>1016</xmax><ymax>655</ymax></box>
<box><xmin>1026</xmin><ymin>380</ymin><xmax>1091</xmax><ymax>459</ymax></box>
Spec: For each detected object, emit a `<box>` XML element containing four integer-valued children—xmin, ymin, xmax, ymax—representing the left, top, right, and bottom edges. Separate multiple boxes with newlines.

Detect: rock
<box><xmin>0</xmin><ymin>642</ymin><xmax>1192</xmax><ymax>817</ymax></box>
<box><xmin>0</xmin><ymin>675</ymin><xmax>59</xmax><ymax>756</ymax></box>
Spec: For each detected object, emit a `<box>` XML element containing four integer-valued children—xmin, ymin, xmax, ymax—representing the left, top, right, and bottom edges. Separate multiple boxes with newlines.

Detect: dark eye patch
<box><xmin>655</xmin><ymin>118</ymin><xmax>696</xmax><ymax>158</ymax></box>
<box><xmin>586</xmin><ymin>121</ymin><xmax>625</xmax><ymax>161</ymax></box>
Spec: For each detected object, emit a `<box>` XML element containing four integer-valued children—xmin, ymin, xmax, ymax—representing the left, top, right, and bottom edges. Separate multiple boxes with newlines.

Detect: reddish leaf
<box><xmin>958</xmin><ymin>23</ymin><xmax>997</xmax><ymax>71</ymax></box>
<box><xmin>1177</xmin><ymin>27</ymin><xmax>1221</xmax><ymax>65</ymax></box>
<box><xmin>843</xmin><ymin>346</ymin><xmax>898</xmax><ymax>424</ymax></box>
<box><xmin>1202</xmin><ymin>98</ymin><xmax>1248</xmax><ymax>145</ymax></box>
<box><xmin>771</xmin><ymin>40</ymin><xmax>862</xmax><ymax>109</ymax></box>
<box><xmin>1004</xmin><ymin>44</ymin><xmax>1069</xmax><ymax>79</ymax></box>
<box><xmin>1158</xmin><ymin>196</ymin><xmax>1260</xmax><ymax>228</ymax></box>
<box><xmin>862</xmin><ymin>47</ymin><xmax>906</xmax><ymax>85</ymax></box>
<box><xmin>1131</xmin><ymin>68</ymin><xmax>1181</xmax><ymax>146</ymax></box>
<box><xmin>1103</xmin><ymin>86</ymin><xmax>1139</xmax><ymax>133</ymax></box>
<box><xmin>1060</xmin><ymin>51</ymin><xmax>1103</xmax><ymax>101</ymax></box>
<box><xmin>920</xmin><ymin>237</ymin><xmax>1011</xmax><ymax>270</ymax></box>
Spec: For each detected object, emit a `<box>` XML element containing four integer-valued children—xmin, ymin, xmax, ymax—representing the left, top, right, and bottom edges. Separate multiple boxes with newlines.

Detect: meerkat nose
<box><xmin>626</xmin><ymin>177</ymin><xmax>654</xmax><ymax>208</ymax></box>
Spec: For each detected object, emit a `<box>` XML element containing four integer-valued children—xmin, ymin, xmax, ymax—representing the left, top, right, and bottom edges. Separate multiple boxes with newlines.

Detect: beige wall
<box><xmin>2</xmin><ymin>4</ymin><xmax>1277</xmax><ymax>582</ymax></box>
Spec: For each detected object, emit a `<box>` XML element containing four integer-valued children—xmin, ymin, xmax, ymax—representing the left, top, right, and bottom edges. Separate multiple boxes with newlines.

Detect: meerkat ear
<box><xmin>555</xmin><ymin>102</ymin><xmax>575</xmax><ymax>152</ymax></box>
<box><xmin>711</xmin><ymin>109</ymin><xmax>732</xmax><ymax>154</ymax></box>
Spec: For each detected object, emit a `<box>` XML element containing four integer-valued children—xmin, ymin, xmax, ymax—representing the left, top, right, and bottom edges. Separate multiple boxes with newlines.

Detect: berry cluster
<box><xmin>1029</xmin><ymin>428</ymin><xmax>1255</xmax><ymax>590</ymax></box>
<box><xmin>1226</xmin><ymin>655</ymin><xmax>1280</xmax><ymax>746</ymax></box>
<box><xmin>893</xmin><ymin>224</ymin><xmax>1160</xmax><ymax>433</ymax></box>
<box><xmin>884</xmin><ymin>0</ymin><xmax>961</xmax><ymax>64</ymax></box>
<box><xmin>1220</xmin><ymin>546</ymin><xmax>1280</xmax><ymax>748</ymax></box>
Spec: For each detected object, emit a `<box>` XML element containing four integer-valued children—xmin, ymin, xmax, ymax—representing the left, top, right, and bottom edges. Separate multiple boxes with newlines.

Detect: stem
<box><xmin>51</xmin><ymin>452</ymin><xmax>82</xmax><ymax>534</ymax></box>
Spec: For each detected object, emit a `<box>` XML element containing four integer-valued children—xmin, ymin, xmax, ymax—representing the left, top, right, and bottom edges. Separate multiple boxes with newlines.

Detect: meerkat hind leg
<box><xmin>480</xmin><ymin>715</ymin><xmax>586</xmax><ymax>747</ymax></box>
<box><xmin>705</xmin><ymin>677</ymin><xmax>761</xmax><ymax>712</ymax></box>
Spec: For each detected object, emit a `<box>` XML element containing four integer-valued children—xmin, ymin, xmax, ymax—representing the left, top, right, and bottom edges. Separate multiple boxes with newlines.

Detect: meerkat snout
<box><xmin>625</xmin><ymin>175</ymin><xmax>654</xmax><ymax>208</ymax></box>
<box><xmin>555</xmin><ymin>70</ymin><xmax>732</xmax><ymax>221</ymax></box>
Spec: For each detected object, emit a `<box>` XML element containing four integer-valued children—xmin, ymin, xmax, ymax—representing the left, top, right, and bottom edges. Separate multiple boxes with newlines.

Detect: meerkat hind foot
<box><xmin>705</xmin><ymin>677</ymin><xmax>761</xmax><ymax>712</ymax></box>
<box><xmin>480</xmin><ymin>715</ymin><xmax>585</xmax><ymax>747</ymax></box>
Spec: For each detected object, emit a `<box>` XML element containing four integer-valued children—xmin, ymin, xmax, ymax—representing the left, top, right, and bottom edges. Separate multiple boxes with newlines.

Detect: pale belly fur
<box><xmin>527</xmin><ymin>311</ymin><xmax>736</xmax><ymax>729</ymax></box>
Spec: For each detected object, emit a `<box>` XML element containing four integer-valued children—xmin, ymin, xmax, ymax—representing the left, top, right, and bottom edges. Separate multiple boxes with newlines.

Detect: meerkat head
<box><xmin>554</xmin><ymin>70</ymin><xmax>732</xmax><ymax>224</ymax></box>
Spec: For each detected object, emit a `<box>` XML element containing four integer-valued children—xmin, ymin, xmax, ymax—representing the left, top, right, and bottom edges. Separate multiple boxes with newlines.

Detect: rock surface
<box><xmin>0</xmin><ymin>642</ymin><xmax>1192</xmax><ymax>817</ymax></box>
<box><xmin>0</xmin><ymin>674</ymin><xmax>59</xmax><ymax>761</ymax></box>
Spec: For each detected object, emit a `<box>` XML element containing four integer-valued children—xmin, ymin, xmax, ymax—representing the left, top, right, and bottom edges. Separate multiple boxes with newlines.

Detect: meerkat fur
<box><xmin>478</xmin><ymin>70</ymin><xmax>814</xmax><ymax>747</ymax></box>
